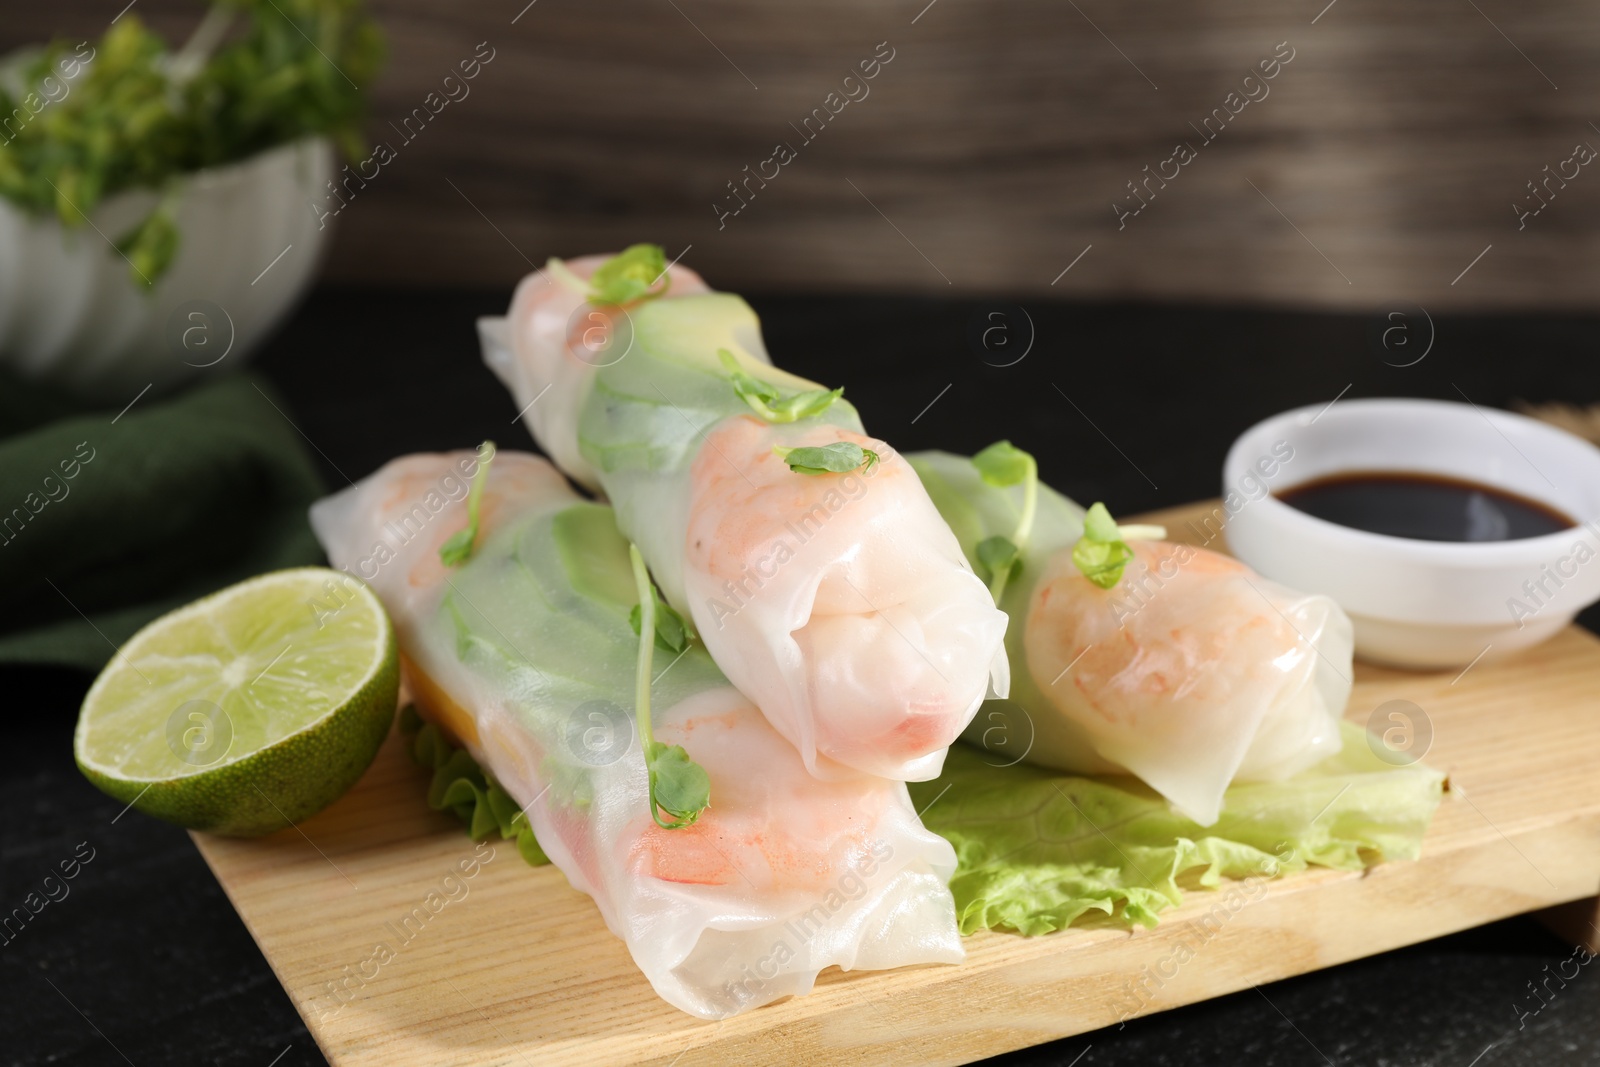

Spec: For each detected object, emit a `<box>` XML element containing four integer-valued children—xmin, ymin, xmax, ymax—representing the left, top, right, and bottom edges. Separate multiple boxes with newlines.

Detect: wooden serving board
<box><xmin>192</xmin><ymin>502</ymin><xmax>1600</xmax><ymax>1066</ymax></box>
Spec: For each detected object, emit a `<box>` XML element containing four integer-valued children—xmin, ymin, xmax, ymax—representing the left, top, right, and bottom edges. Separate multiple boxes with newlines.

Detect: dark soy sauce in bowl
<box><xmin>1276</xmin><ymin>471</ymin><xmax>1576</xmax><ymax>543</ymax></box>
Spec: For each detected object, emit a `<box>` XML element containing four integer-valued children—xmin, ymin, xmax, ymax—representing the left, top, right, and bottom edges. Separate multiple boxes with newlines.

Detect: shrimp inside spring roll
<box><xmin>1022</xmin><ymin>540</ymin><xmax>1352</xmax><ymax>825</ymax></box>
<box><xmin>682</xmin><ymin>416</ymin><xmax>1009</xmax><ymax>781</ymax></box>
<box><xmin>480</xmin><ymin>253</ymin><xmax>712</xmax><ymax>491</ymax></box>
<box><xmin>909</xmin><ymin>448</ymin><xmax>1353</xmax><ymax>828</ymax></box>
<box><xmin>481</xmin><ymin>251</ymin><xmax>1010</xmax><ymax>782</ymax></box>
<box><xmin>310</xmin><ymin>450</ymin><xmax>964</xmax><ymax>1018</ymax></box>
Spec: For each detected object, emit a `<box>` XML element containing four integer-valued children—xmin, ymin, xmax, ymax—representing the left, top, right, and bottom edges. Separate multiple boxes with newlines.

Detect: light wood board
<box><xmin>193</xmin><ymin>501</ymin><xmax>1600</xmax><ymax>1066</ymax></box>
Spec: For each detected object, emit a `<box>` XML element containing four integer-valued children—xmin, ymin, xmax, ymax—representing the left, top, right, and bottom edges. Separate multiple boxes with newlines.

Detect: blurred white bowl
<box><xmin>1224</xmin><ymin>398</ymin><xmax>1600</xmax><ymax>669</ymax></box>
<box><xmin>0</xmin><ymin>135</ymin><xmax>333</xmax><ymax>400</ymax></box>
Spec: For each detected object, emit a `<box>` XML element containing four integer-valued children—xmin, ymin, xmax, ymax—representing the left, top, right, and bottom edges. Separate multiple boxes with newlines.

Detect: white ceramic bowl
<box><xmin>1223</xmin><ymin>397</ymin><xmax>1600</xmax><ymax>669</ymax></box>
<box><xmin>0</xmin><ymin>136</ymin><xmax>333</xmax><ymax>401</ymax></box>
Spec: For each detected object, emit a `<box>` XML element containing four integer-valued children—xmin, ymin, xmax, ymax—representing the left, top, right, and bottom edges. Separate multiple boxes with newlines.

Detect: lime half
<box><xmin>75</xmin><ymin>568</ymin><xmax>399</xmax><ymax>836</ymax></box>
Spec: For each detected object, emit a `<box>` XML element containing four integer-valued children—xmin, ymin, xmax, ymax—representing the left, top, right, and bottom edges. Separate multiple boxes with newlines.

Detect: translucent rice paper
<box><xmin>682</xmin><ymin>417</ymin><xmax>1009</xmax><ymax>781</ymax></box>
<box><xmin>481</xmin><ymin>256</ymin><xmax>1009</xmax><ymax>782</ymax></box>
<box><xmin>479</xmin><ymin>254</ymin><xmax>712</xmax><ymax>491</ymax></box>
<box><xmin>1022</xmin><ymin>541</ymin><xmax>1353</xmax><ymax>826</ymax></box>
<box><xmin>910</xmin><ymin>450</ymin><xmax>1353</xmax><ymax>828</ymax></box>
<box><xmin>310</xmin><ymin>451</ymin><xmax>964</xmax><ymax>1018</ymax></box>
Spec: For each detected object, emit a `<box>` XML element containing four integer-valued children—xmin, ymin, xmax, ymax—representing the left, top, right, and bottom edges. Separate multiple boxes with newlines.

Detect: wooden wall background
<box><xmin>8</xmin><ymin>0</ymin><xmax>1600</xmax><ymax>307</ymax></box>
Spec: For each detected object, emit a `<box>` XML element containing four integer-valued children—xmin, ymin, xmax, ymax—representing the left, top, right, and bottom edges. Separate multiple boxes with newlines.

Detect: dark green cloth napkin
<box><xmin>0</xmin><ymin>371</ymin><xmax>326</xmax><ymax>670</ymax></box>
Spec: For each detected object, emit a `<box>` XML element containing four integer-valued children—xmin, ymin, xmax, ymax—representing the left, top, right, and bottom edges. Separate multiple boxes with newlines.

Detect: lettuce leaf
<box><xmin>399</xmin><ymin>704</ymin><xmax>550</xmax><ymax>866</ymax></box>
<box><xmin>908</xmin><ymin>722</ymin><xmax>1444</xmax><ymax>935</ymax></box>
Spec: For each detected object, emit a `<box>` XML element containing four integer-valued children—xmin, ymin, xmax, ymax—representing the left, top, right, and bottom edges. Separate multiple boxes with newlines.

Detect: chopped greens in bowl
<box><xmin>0</xmin><ymin>0</ymin><xmax>382</xmax><ymax>286</ymax></box>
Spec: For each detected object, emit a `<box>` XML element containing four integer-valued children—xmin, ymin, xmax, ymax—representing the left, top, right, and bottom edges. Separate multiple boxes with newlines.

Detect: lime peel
<box><xmin>74</xmin><ymin>567</ymin><xmax>399</xmax><ymax>837</ymax></box>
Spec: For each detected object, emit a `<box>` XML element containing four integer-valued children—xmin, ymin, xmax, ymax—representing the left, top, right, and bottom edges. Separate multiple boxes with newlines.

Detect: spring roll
<box><xmin>909</xmin><ymin>448</ymin><xmax>1352</xmax><ymax>827</ymax></box>
<box><xmin>309</xmin><ymin>449</ymin><xmax>964</xmax><ymax>1019</ymax></box>
<box><xmin>478</xmin><ymin>248</ymin><xmax>1008</xmax><ymax>781</ymax></box>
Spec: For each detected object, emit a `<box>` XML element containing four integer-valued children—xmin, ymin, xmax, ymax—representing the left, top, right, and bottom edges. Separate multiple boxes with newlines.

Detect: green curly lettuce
<box><xmin>399</xmin><ymin>703</ymin><xmax>549</xmax><ymax>867</ymax></box>
<box><xmin>908</xmin><ymin>722</ymin><xmax>1445</xmax><ymax>935</ymax></box>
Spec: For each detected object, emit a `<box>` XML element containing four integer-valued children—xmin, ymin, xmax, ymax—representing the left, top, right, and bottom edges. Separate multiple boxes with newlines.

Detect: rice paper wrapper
<box><xmin>483</xmin><ymin>258</ymin><xmax>1010</xmax><ymax>782</ymax></box>
<box><xmin>310</xmin><ymin>450</ymin><xmax>964</xmax><ymax>1018</ymax></box>
<box><xmin>911</xmin><ymin>449</ymin><xmax>1353</xmax><ymax>826</ymax></box>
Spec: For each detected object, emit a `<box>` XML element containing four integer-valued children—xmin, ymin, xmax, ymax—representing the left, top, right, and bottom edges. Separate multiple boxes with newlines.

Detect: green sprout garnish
<box><xmin>772</xmin><ymin>442</ymin><xmax>879</xmax><ymax>475</ymax></box>
<box><xmin>629</xmin><ymin>544</ymin><xmax>710</xmax><ymax>830</ymax></box>
<box><xmin>975</xmin><ymin>536</ymin><xmax>1020</xmax><ymax>591</ymax></box>
<box><xmin>1071</xmin><ymin>503</ymin><xmax>1133</xmax><ymax>589</ymax></box>
<box><xmin>439</xmin><ymin>441</ymin><xmax>495</xmax><ymax>567</ymax></box>
<box><xmin>970</xmin><ymin>440</ymin><xmax>1038</xmax><ymax>603</ymax></box>
<box><xmin>718</xmin><ymin>349</ymin><xmax>842</xmax><ymax>423</ymax></box>
<box><xmin>1069</xmin><ymin>505</ymin><xmax>1166</xmax><ymax>590</ymax></box>
<box><xmin>588</xmin><ymin>244</ymin><xmax>672</xmax><ymax>306</ymax></box>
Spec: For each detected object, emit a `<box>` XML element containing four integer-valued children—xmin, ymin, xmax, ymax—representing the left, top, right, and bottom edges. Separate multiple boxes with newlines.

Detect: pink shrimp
<box><xmin>629</xmin><ymin>698</ymin><xmax>893</xmax><ymax>889</ymax></box>
<box><xmin>1022</xmin><ymin>539</ymin><xmax>1352</xmax><ymax>825</ymax></box>
<box><xmin>680</xmin><ymin>416</ymin><xmax>1009</xmax><ymax>780</ymax></box>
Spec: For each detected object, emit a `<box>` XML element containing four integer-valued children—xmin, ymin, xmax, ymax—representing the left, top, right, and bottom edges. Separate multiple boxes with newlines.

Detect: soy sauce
<box><xmin>1276</xmin><ymin>471</ymin><xmax>1575</xmax><ymax>543</ymax></box>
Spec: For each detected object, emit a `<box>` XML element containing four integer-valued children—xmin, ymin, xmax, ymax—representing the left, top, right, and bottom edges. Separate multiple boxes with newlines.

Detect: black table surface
<box><xmin>5</xmin><ymin>287</ymin><xmax>1599</xmax><ymax>1067</ymax></box>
